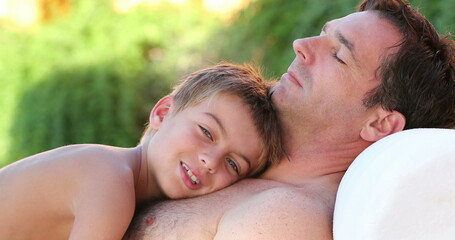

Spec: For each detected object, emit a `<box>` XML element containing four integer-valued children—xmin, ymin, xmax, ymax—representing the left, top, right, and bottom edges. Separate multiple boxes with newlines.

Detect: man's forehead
<box><xmin>327</xmin><ymin>11</ymin><xmax>377</xmax><ymax>28</ymax></box>
<box><xmin>326</xmin><ymin>11</ymin><xmax>402</xmax><ymax>75</ymax></box>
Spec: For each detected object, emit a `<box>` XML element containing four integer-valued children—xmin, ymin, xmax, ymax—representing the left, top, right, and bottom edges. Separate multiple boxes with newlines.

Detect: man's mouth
<box><xmin>181</xmin><ymin>162</ymin><xmax>200</xmax><ymax>184</ymax></box>
<box><xmin>286</xmin><ymin>71</ymin><xmax>302</xmax><ymax>88</ymax></box>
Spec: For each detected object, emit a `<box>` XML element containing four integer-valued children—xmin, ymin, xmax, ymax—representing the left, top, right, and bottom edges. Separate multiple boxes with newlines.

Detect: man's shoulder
<box><xmin>215</xmin><ymin>185</ymin><xmax>334</xmax><ymax>239</ymax></box>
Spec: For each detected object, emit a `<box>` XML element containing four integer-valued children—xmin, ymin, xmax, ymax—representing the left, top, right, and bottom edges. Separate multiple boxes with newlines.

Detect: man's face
<box><xmin>272</xmin><ymin>11</ymin><xmax>402</xmax><ymax>140</ymax></box>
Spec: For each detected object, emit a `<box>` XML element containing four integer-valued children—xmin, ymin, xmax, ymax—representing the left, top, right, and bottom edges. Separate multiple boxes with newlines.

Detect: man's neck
<box><xmin>261</xmin><ymin>131</ymin><xmax>372</xmax><ymax>186</ymax></box>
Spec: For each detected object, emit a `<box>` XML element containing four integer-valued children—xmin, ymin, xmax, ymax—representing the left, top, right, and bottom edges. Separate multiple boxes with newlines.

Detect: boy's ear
<box><xmin>360</xmin><ymin>107</ymin><xmax>406</xmax><ymax>142</ymax></box>
<box><xmin>149</xmin><ymin>95</ymin><xmax>174</xmax><ymax>130</ymax></box>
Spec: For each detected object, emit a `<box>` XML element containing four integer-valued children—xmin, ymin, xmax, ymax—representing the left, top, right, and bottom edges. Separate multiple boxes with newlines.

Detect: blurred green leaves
<box><xmin>0</xmin><ymin>0</ymin><xmax>221</xmax><ymax>165</ymax></box>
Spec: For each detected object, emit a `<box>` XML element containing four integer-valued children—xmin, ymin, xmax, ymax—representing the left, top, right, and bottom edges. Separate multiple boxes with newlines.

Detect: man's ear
<box><xmin>149</xmin><ymin>95</ymin><xmax>174</xmax><ymax>130</ymax></box>
<box><xmin>360</xmin><ymin>107</ymin><xmax>406</xmax><ymax>142</ymax></box>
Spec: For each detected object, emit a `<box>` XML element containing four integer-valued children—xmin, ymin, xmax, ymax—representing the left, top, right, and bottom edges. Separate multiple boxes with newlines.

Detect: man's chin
<box><xmin>270</xmin><ymin>84</ymin><xmax>294</xmax><ymax>111</ymax></box>
<box><xmin>270</xmin><ymin>83</ymin><xmax>284</xmax><ymax>102</ymax></box>
<box><xmin>270</xmin><ymin>82</ymin><xmax>280</xmax><ymax>94</ymax></box>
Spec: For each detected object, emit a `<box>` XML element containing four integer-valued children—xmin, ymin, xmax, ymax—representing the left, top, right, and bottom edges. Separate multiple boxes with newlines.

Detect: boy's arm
<box><xmin>68</xmin><ymin>164</ymin><xmax>137</xmax><ymax>240</ymax></box>
<box><xmin>214</xmin><ymin>187</ymin><xmax>334</xmax><ymax>240</ymax></box>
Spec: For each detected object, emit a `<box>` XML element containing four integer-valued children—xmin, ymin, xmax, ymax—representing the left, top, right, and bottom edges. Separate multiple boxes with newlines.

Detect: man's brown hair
<box><xmin>360</xmin><ymin>0</ymin><xmax>455</xmax><ymax>129</ymax></box>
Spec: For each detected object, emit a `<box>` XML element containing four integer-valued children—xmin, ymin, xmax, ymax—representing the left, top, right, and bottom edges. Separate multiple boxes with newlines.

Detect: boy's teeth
<box><xmin>190</xmin><ymin>175</ymin><xmax>199</xmax><ymax>183</ymax></box>
<box><xmin>181</xmin><ymin>162</ymin><xmax>200</xmax><ymax>184</ymax></box>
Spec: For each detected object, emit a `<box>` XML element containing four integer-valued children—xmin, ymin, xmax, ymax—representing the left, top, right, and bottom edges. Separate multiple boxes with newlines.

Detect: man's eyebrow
<box><xmin>204</xmin><ymin>112</ymin><xmax>252</xmax><ymax>171</ymax></box>
<box><xmin>336</xmin><ymin>31</ymin><xmax>355</xmax><ymax>57</ymax></box>
<box><xmin>323</xmin><ymin>22</ymin><xmax>359</xmax><ymax>64</ymax></box>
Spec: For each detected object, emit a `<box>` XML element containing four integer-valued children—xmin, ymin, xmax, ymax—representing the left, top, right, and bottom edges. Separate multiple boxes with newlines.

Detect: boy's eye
<box><xmin>199</xmin><ymin>125</ymin><xmax>213</xmax><ymax>140</ymax></box>
<box><xmin>226</xmin><ymin>158</ymin><xmax>239</xmax><ymax>175</ymax></box>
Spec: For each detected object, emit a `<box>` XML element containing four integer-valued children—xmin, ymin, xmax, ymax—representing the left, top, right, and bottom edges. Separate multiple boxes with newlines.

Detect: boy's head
<box><xmin>141</xmin><ymin>63</ymin><xmax>284</xmax><ymax>198</ymax></box>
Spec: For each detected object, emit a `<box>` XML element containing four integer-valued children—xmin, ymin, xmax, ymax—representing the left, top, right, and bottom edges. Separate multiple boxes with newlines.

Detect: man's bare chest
<box><xmin>125</xmin><ymin>179</ymin><xmax>281</xmax><ymax>239</ymax></box>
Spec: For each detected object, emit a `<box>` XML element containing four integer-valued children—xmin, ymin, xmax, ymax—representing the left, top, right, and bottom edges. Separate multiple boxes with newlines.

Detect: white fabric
<box><xmin>333</xmin><ymin>128</ymin><xmax>455</xmax><ymax>240</ymax></box>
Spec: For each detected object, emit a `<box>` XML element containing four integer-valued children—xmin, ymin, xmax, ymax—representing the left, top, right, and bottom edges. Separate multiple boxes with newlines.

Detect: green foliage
<box><xmin>9</xmin><ymin>63</ymin><xmax>142</xmax><ymax>159</ymax></box>
<box><xmin>411</xmin><ymin>0</ymin><xmax>455</xmax><ymax>34</ymax></box>
<box><xmin>1</xmin><ymin>0</ymin><xmax>221</xmax><ymax>166</ymax></box>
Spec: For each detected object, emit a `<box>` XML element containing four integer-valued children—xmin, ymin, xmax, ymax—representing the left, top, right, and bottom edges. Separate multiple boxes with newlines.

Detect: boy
<box><xmin>0</xmin><ymin>63</ymin><xmax>283</xmax><ymax>239</ymax></box>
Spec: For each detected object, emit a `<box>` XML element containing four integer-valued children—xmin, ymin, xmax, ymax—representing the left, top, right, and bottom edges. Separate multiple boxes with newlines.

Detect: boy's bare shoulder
<box><xmin>63</xmin><ymin>145</ymin><xmax>138</xmax><ymax>238</ymax></box>
<box><xmin>0</xmin><ymin>144</ymin><xmax>128</xmax><ymax>181</ymax></box>
<box><xmin>0</xmin><ymin>143</ymin><xmax>137</xmax><ymax>209</ymax></box>
<box><xmin>56</xmin><ymin>144</ymin><xmax>135</xmax><ymax>173</ymax></box>
<box><xmin>49</xmin><ymin>144</ymin><xmax>138</xmax><ymax>213</ymax></box>
<box><xmin>27</xmin><ymin>144</ymin><xmax>137</xmax><ymax>180</ymax></box>
<box><xmin>58</xmin><ymin>144</ymin><xmax>136</xmax><ymax>183</ymax></box>
<box><xmin>215</xmin><ymin>185</ymin><xmax>334</xmax><ymax>240</ymax></box>
<box><xmin>0</xmin><ymin>144</ymin><xmax>137</xmax><ymax>239</ymax></box>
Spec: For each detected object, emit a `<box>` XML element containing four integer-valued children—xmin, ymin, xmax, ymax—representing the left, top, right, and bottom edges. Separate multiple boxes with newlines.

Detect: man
<box><xmin>124</xmin><ymin>0</ymin><xmax>455</xmax><ymax>239</ymax></box>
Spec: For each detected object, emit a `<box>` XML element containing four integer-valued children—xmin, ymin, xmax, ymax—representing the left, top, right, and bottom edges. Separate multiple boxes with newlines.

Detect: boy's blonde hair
<box><xmin>142</xmin><ymin>63</ymin><xmax>284</xmax><ymax>176</ymax></box>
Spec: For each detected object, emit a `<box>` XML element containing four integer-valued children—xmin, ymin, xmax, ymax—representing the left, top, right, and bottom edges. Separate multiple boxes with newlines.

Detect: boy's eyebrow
<box><xmin>205</xmin><ymin>112</ymin><xmax>226</xmax><ymax>135</ymax></box>
<box><xmin>323</xmin><ymin>23</ymin><xmax>359</xmax><ymax>64</ymax></box>
<box><xmin>204</xmin><ymin>112</ymin><xmax>252</xmax><ymax>171</ymax></box>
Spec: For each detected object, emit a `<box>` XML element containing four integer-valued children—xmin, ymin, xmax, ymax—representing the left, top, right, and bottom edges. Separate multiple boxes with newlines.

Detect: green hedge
<box><xmin>0</xmin><ymin>0</ymin><xmax>221</xmax><ymax>166</ymax></box>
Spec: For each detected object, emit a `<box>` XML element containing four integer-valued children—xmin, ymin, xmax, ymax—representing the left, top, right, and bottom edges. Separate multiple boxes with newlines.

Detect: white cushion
<box><xmin>333</xmin><ymin>128</ymin><xmax>455</xmax><ymax>240</ymax></box>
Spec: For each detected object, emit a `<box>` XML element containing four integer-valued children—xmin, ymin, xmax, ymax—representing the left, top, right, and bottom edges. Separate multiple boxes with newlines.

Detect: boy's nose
<box><xmin>200</xmin><ymin>152</ymin><xmax>222</xmax><ymax>174</ymax></box>
<box><xmin>201</xmin><ymin>159</ymin><xmax>215</xmax><ymax>173</ymax></box>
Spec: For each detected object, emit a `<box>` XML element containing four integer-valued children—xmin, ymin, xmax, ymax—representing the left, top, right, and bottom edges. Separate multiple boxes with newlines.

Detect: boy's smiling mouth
<box><xmin>181</xmin><ymin>162</ymin><xmax>200</xmax><ymax>185</ymax></box>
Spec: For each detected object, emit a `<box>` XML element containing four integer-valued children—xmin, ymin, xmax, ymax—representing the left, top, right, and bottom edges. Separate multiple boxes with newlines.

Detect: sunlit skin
<box><xmin>124</xmin><ymin>11</ymin><xmax>405</xmax><ymax>240</ymax></box>
<box><xmin>0</xmin><ymin>93</ymin><xmax>262</xmax><ymax>239</ymax></box>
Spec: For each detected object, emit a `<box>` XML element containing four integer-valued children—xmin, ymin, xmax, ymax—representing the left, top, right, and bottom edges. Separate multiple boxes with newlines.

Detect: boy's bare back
<box><xmin>0</xmin><ymin>144</ymin><xmax>140</xmax><ymax>239</ymax></box>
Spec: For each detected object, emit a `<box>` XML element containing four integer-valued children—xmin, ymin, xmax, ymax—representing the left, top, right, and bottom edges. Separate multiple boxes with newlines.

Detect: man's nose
<box><xmin>293</xmin><ymin>38</ymin><xmax>316</xmax><ymax>65</ymax></box>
